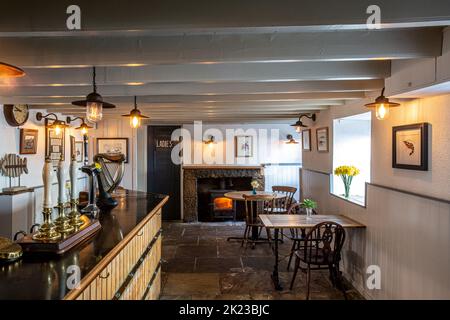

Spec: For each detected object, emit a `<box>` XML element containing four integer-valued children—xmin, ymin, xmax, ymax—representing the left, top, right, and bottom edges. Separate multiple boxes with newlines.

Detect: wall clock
<box><xmin>3</xmin><ymin>104</ymin><xmax>29</xmax><ymax>127</ymax></box>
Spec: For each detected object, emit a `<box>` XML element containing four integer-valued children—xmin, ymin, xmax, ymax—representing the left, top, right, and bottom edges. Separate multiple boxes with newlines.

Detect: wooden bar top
<box><xmin>259</xmin><ymin>214</ymin><xmax>365</xmax><ymax>229</ymax></box>
<box><xmin>0</xmin><ymin>190</ymin><xmax>168</xmax><ymax>300</ymax></box>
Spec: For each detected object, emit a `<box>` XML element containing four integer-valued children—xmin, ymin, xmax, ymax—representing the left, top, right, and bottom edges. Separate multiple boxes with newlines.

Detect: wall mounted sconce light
<box><xmin>285</xmin><ymin>134</ymin><xmax>299</xmax><ymax>144</ymax></box>
<box><xmin>291</xmin><ymin>114</ymin><xmax>316</xmax><ymax>132</ymax></box>
<box><xmin>365</xmin><ymin>87</ymin><xmax>400</xmax><ymax>120</ymax></box>
<box><xmin>122</xmin><ymin>96</ymin><xmax>149</xmax><ymax>129</ymax></box>
<box><xmin>36</xmin><ymin>112</ymin><xmax>68</xmax><ymax>135</ymax></box>
<box><xmin>71</xmin><ymin>66</ymin><xmax>116</xmax><ymax>122</ymax></box>
<box><xmin>66</xmin><ymin>116</ymin><xmax>93</xmax><ymax>136</ymax></box>
<box><xmin>0</xmin><ymin>62</ymin><xmax>25</xmax><ymax>78</ymax></box>
<box><xmin>203</xmin><ymin>135</ymin><xmax>215</xmax><ymax>145</ymax></box>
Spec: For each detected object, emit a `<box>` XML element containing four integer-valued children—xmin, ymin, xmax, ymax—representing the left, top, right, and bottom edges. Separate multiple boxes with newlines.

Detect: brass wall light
<box><xmin>285</xmin><ymin>134</ymin><xmax>299</xmax><ymax>144</ymax></box>
<box><xmin>204</xmin><ymin>135</ymin><xmax>215</xmax><ymax>145</ymax></box>
<box><xmin>291</xmin><ymin>114</ymin><xmax>316</xmax><ymax>133</ymax></box>
<box><xmin>122</xmin><ymin>96</ymin><xmax>149</xmax><ymax>129</ymax></box>
<box><xmin>71</xmin><ymin>67</ymin><xmax>115</xmax><ymax>122</ymax></box>
<box><xmin>66</xmin><ymin>116</ymin><xmax>93</xmax><ymax>136</ymax></box>
<box><xmin>36</xmin><ymin>112</ymin><xmax>68</xmax><ymax>135</ymax></box>
<box><xmin>365</xmin><ymin>87</ymin><xmax>400</xmax><ymax>120</ymax></box>
<box><xmin>0</xmin><ymin>62</ymin><xmax>25</xmax><ymax>78</ymax></box>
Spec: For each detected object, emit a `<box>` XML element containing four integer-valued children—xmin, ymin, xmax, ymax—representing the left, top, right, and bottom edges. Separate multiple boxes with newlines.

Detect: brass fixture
<box><xmin>0</xmin><ymin>237</ymin><xmax>23</xmax><ymax>262</ymax></box>
<box><xmin>365</xmin><ymin>87</ymin><xmax>400</xmax><ymax>120</ymax></box>
<box><xmin>71</xmin><ymin>67</ymin><xmax>116</xmax><ymax>122</ymax></box>
<box><xmin>121</xmin><ymin>96</ymin><xmax>149</xmax><ymax>128</ymax></box>
<box><xmin>291</xmin><ymin>114</ymin><xmax>316</xmax><ymax>132</ymax></box>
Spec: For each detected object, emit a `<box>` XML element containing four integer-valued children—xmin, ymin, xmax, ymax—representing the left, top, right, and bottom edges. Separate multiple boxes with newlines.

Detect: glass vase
<box><xmin>306</xmin><ymin>207</ymin><xmax>313</xmax><ymax>219</ymax></box>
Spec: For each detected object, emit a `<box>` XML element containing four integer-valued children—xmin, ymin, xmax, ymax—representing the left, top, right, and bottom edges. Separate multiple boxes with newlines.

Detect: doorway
<box><xmin>147</xmin><ymin>126</ymin><xmax>181</xmax><ymax>220</ymax></box>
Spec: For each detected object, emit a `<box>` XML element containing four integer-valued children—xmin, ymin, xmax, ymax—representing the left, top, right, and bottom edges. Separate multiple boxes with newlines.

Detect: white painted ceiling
<box><xmin>1</xmin><ymin>0</ymin><xmax>449</xmax><ymax>124</ymax></box>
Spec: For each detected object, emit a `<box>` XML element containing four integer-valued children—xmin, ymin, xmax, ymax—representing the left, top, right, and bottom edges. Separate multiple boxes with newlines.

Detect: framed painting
<box><xmin>75</xmin><ymin>141</ymin><xmax>84</xmax><ymax>163</ymax></box>
<box><xmin>70</xmin><ymin>135</ymin><xmax>76</xmax><ymax>160</ymax></box>
<box><xmin>392</xmin><ymin>123</ymin><xmax>429</xmax><ymax>171</ymax></box>
<box><xmin>235</xmin><ymin>135</ymin><xmax>253</xmax><ymax>157</ymax></box>
<box><xmin>97</xmin><ymin>138</ymin><xmax>129</xmax><ymax>163</ymax></box>
<box><xmin>45</xmin><ymin>126</ymin><xmax>65</xmax><ymax>166</ymax></box>
<box><xmin>316</xmin><ymin>127</ymin><xmax>329</xmax><ymax>152</ymax></box>
<box><xmin>19</xmin><ymin>128</ymin><xmax>38</xmax><ymax>154</ymax></box>
<box><xmin>302</xmin><ymin>129</ymin><xmax>311</xmax><ymax>151</ymax></box>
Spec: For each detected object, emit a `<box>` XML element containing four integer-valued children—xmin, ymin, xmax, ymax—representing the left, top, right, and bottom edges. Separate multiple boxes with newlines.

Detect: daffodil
<box><xmin>334</xmin><ymin>165</ymin><xmax>360</xmax><ymax>198</ymax></box>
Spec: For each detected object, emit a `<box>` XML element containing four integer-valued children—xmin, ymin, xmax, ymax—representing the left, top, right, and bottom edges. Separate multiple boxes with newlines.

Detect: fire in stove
<box><xmin>214</xmin><ymin>197</ymin><xmax>233</xmax><ymax>211</ymax></box>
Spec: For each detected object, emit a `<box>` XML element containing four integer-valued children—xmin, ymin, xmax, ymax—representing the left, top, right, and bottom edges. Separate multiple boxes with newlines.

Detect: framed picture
<box><xmin>97</xmin><ymin>138</ymin><xmax>129</xmax><ymax>163</ymax></box>
<box><xmin>235</xmin><ymin>135</ymin><xmax>253</xmax><ymax>157</ymax></box>
<box><xmin>392</xmin><ymin>123</ymin><xmax>429</xmax><ymax>171</ymax></box>
<box><xmin>316</xmin><ymin>127</ymin><xmax>329</xmax><ymax>152</ymax></box>
<box><xmin>45</xmin><ymin>126</ymin><xmax>65</xmax><ymax>166</ymax></box>
<box><xmin>70</xmin><ymin>135</ymin><xmax>76</xmax><ymax>160</ymax></box>
<box><xmin>75</xmin><ymin>141</ymin><xmax>84</xmax><ymax>163</ymax></box>
<box><xmin>302</xmin><ymin>129</ymin><xmax>311</xmax><ymax>151</ymax></box>
<box><xmin>19</xmin><ymin>128</ymin><xmax>38</xmax><ymax>154</ymax></box>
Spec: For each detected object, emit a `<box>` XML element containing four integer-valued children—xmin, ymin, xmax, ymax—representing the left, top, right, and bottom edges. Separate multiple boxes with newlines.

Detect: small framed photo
<box><xmin>235</xmin><ymin>135</ymin><xmax>253</xmax><ymax>157</ymax></box>
<box><xmin>97</xmin><ymin>138</ymin><xmax>129</xmax><ymax>163</ymax></box>
<box><xmin>70</xmin><ymin>135</ymin><xmax>76</xmax><ymax>160</ymax></box>
<box><xmin>392</xmin><ymin>123</ymin><xmax>429</xmax><ymax>171</ymax></box>
<box><xmin>75</xmin><ymin>141</ymin><xmax>84</xmax><ymax>163</ymax></box>
<box><xmin>19</xmin><ymin>128</ymin><xmax>38</xmax><ymax>154</ymax></box>
<box><xmin>45</xmin><ymin>126</ymin><xmax>65</xmax><ymax>166</ymax></box>
<box><xmin>316</xmin><ymin>127</ymin><xmax>329</xmax><ymax>152</ymax></box>
<box><xmin>302</xmin><ymin>129</ymin><xmax>311</xmax><ymax>151</ymax></box>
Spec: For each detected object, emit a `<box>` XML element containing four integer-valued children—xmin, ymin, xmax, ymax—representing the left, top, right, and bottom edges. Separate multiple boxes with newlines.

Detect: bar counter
<box><xmin>0</xmin><ymin>190</ymin><xmax>168</xmax><ymax>300</ymax></box>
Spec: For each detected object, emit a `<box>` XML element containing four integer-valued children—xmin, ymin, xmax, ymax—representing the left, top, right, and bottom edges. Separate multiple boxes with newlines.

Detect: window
<box><xmin>332</xmin><ymin>112</ymin><xmax>371</xmax><ymax>206</ymax></box>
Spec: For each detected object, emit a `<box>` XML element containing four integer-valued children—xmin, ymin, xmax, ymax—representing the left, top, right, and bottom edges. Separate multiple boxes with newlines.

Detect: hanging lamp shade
<box><xmin>365</xmin><ymin>88</ymin><xmax>400</xmax><ymax>120</ymax></box>
<box><xmin>71</xmin><ymin>67</ymin><xmax>115</xmax><ymax>122</ymax></box>
<box><xmin>0</xmin><ymin>62</ymin><xmax>25</xmax><ymax>78</ymax></box>
<box><xmin>121</xmin><ymin>96</ymin><xmax>149</xmax><ymax>128</ymax></box>
<box><xmin>290</xmin><ymin>114</ymin><xmax>316</xmax><ymax>132</ymax></box>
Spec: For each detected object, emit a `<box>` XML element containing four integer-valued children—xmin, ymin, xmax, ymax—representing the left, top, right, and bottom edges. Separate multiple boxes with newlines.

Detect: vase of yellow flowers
<box><xmin>250</xmin><ymin>180</ymin><xmax>260</xmax><ymax>194</ymax></box>
<box><xmin>334</xmin><ymin>165</ymin><xmax>360</xmax><ymax>198</ymax></box>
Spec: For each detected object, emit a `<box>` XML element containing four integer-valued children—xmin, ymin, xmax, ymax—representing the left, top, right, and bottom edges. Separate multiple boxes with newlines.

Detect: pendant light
<box><xmin>0</xmin><ymin>62</ymin><xmax>25</xmax><ymax>78</ymax></box>
<box><xmin>122</xmin><ymin>96</ymin><xmax>149</xmax><ymax>128</ymax></box>
<box><xmin>71</xmin><ymin>67</ymin><xmax>115</xmax><ymax>122</ymax></box>
<box><xmin>291</xmin><ymin>114</ymin><xmax>316</xmax><ymax>133</ymax></box>
<box><xmin>365</xmin><ymin>88</ymin><xmax>400</xmax><ymax>120</ymax></box>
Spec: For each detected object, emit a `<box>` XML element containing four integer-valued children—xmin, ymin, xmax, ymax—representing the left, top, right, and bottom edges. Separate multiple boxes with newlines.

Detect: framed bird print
<box><xmin>392</xmin><ymin>123</ymin><xmax>429</xmax><ymax>171</ymax></box>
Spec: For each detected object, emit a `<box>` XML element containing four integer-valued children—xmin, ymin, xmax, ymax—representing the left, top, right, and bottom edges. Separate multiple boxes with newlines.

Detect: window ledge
<box><xmin>330</xmin><ymin>192</ymin><xmax>367</xmax><ymax>208</ymax></box>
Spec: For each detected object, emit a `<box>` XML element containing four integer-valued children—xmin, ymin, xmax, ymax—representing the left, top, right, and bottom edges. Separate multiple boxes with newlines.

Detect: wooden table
<box><xmin>224</xmin><ymin>191</ymin><xmax>286</xmax><ymax>241</ymax></box>
<box><xmin>259</xmin><ymin>214</ymin><xmax>365</xmax><ymax>290</ymax></box>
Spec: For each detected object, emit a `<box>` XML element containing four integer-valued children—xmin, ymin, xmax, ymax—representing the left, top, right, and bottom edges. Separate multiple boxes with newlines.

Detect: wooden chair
<box><xmin>242</xmin><ymin>194</ymin><xmax>275</xmax><ymax>249</ymax></box>
<box><xmin>266</xmin><ymin>186</ymin><xmax>297</xmax><ymax>214</ymax></box>
<box><xmin>289</xmin><ymin>221</ymin><xmax>346</xmax><ymax>300</ymax></box>
<box><xmin>285</xmin><ymin>203</ymin><xmax>318</xmax><ymax>271</ymax></box>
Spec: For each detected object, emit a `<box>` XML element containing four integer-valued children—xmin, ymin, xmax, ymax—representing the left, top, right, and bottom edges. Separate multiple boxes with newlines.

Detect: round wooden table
<box><xmin>224</xmin><ymin>191</ymin><xmax>286</xmax><ymax>241</ymax></box>
<box><xmin>224</xmin><ymin>191</ymin><xmax>286</xmax><ymax>201</ymax></box>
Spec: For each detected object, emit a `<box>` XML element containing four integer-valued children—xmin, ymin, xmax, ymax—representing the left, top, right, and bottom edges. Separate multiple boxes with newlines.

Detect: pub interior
<box><xmin>0</xmin><ymin>0</ymin><xmax>449</xmax><ymax>303</ymax></box>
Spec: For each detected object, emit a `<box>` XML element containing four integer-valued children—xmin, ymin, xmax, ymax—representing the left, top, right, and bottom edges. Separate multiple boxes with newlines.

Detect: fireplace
<box><xmin>183</xmin><ymin>166</ymin><xmax>264</xmax><ymax>222</ymax></box>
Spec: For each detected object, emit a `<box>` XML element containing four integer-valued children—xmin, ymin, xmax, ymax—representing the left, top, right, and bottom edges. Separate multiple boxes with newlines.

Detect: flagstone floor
<box><xmin>160</xmin><ymin>222</ymin><xmax>363</xmax><ymax>300</ymax></box>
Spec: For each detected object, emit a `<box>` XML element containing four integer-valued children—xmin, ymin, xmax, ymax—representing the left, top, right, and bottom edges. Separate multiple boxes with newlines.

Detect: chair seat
<box><xmin>294</xmin><ymin>248</ymin><xmax>336</xmax><ymax>265</ymax></box>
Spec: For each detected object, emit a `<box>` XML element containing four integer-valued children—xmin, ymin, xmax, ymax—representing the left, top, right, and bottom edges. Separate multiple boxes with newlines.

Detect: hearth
<box><xmin>183</xmin><ymin>166</ymin><xmax>265</xmax><ymax>222</ymax></box>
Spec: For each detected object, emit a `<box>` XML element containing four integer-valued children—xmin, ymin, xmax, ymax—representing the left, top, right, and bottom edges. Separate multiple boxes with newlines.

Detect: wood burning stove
<box><xmin>209</xmin><ymin>189</ymin><xmax>236</xmax><ymax>220</ymax></box>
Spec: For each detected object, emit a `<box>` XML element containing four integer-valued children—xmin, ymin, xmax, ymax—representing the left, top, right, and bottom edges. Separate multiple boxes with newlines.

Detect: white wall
<box><xmin>0</xmin><ymin>106</ymin><xmax>87</xmax><ymax>235</ymax></box>
<box><xmin>301</xmin><ymin>94</ymin><xmax>450</xmax><ymax>299</ymax></box>
<box><xmin>181</xmin><ymin>123</ymin><xmax>301</xmax><ymax>165</ymax></box>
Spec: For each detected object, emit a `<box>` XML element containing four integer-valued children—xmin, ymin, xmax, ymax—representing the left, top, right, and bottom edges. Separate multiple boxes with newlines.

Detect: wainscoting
<box><xmin>301</xmin><ymin>168</ymin><xmax>450</xmax><ymax>299</ymax></box>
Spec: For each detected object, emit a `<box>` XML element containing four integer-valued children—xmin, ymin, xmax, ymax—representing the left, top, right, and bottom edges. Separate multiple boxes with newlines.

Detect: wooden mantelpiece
<box><xmin>182</xmin><ymin>165</ymin><xmax>263</xmax><ymax>170</ymax></box>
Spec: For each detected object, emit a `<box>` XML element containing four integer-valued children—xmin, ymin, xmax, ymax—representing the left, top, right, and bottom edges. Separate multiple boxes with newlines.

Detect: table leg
<box><xmin>271</xmin><ymin>228</ymin><xmax>283</xmax><ymax>290</ymax></box>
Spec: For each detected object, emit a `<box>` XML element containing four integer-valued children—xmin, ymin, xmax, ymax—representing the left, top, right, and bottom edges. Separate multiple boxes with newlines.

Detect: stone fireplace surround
<box><xmin>183</xmin><ymin>165</ymin><xmax>265</xmax><ymax>222</ymax></box>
